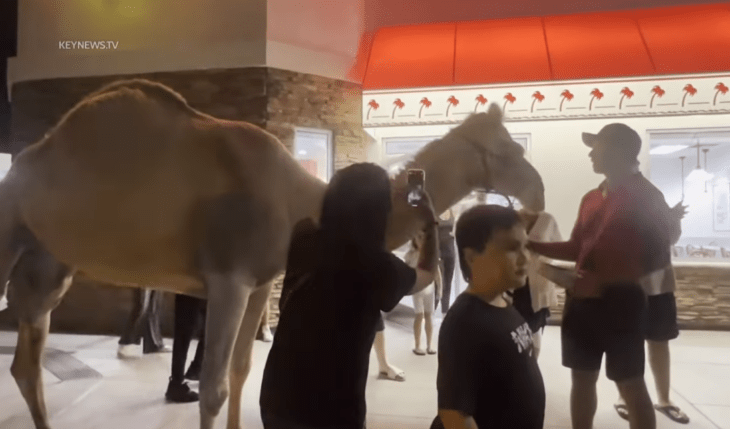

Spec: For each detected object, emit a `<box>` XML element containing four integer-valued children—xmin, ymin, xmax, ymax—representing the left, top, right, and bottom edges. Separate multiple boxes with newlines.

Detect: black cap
<box><xmin>582</xmin><ymin>123</ymin><xmax>641</xmax><ymax>160</ymax></box>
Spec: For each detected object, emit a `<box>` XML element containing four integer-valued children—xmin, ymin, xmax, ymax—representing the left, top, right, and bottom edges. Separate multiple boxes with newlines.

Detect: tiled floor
<box><xmin>1</xmin><ymin>308</ymin><xmax>729</xmax><ymax>429</ymax></box>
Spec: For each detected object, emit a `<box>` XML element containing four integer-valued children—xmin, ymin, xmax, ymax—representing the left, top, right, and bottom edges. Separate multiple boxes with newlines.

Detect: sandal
<box><xmin>614</xmin><ymin>404</ymin><xmax>630</xmax><ymax>421</ymax></box>
<box><xmin>378</xmin><ymin>367</ymin><xmax>405</xmax><ymax>382</ymax></box>
<box><xmin>654</xmin><ymin>404</ymin><xmax>690</xmax><ymax>424</ymax></box>
<box><xmin>413</xmin><ymin>348</ymin><xmax>426</xmax><ymax>356</ymax></box>
<box><xmin>427</xmin><ymin>348</ymin><xmax>437</xmax><ymax>355</ymax></box>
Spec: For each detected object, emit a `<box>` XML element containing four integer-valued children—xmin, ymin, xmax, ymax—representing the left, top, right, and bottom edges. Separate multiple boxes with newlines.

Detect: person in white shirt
<box><xmin>405</xmin><ymin>232</ymin><xmax>442</xmax><ymax>355</ymax></box>
<box><xmin>509</xmin><ymin>209</ymin><xmax>562</xmax><ymax>359</ymax></box>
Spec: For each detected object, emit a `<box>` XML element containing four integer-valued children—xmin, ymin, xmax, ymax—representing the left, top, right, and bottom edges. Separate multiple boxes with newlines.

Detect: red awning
<box><xmin>361</xmin><ymin>3</ymin><xmax>730</xmax><ymax>89</ymax></box>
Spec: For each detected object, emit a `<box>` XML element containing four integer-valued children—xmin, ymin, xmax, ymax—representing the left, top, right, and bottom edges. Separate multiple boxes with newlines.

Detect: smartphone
<box><xmin>407</xmin><ymin>169</ymin><xmax>426</xmax><ymax>207</ymax></box>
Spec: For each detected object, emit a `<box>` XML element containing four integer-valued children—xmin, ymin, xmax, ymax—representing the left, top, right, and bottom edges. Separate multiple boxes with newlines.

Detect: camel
<box><xmin>0</xmin><ymin>79</ymin><xmax>544</xmax><ymax>429</ymax></box>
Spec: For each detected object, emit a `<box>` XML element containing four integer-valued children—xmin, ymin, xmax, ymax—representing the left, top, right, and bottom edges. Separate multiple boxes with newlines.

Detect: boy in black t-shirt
<box><xmin>431</xmin><ymin>205</ymin><xmax>545</xmax><ymax>429</ymax></box>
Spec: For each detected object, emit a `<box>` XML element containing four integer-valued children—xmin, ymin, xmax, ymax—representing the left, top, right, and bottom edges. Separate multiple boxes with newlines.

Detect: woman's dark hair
<box><xmin>319</xmin><ymin>163</ymin><xmax>392</xmax><ymax>253</ymax></box>
<box><xmin>455</xmin><ymin>204</ymin><xmax>522</xmax><ymax>281</ymax></box>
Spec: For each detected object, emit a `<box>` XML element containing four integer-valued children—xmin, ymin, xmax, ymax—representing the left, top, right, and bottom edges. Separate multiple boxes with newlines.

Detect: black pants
<box><xmin>439</xmin><ymin>253</ymin><xmax>456</xmax><ymax>313</ymax></box>
<box><xmin>119</xmin><ymin>288</ymin><xmax>165</xmax><ymax>353</ymax></box>
<box><xmin>171</xmin><ymin>294</ymin><xmax>206</xmax><ymax>382</ymax></box>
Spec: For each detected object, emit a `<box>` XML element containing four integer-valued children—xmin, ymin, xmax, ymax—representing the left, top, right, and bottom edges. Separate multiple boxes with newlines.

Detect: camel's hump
<box><xmin>84</xmin><ymin>79</ymin><xmax>198</xmax><ymax>115</ymax></box>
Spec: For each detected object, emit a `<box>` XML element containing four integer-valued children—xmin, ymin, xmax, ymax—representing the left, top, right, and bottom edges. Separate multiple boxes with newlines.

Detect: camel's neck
<box><xmin>283</xmin><ymin>159</ymin><xmax>327</xmax><ymax>228</ymax></box>
<box><xmin>385</xmin><ymin>139</ymin><xmax>477</xmax><ymax>250</ymax></box>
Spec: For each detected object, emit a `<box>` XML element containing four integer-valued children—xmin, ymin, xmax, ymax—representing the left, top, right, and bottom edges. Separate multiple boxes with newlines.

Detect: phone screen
<box><xmin>407</xmin><ymin>169</ymin><xmax>425</xmax><ymax>207</ymax></box>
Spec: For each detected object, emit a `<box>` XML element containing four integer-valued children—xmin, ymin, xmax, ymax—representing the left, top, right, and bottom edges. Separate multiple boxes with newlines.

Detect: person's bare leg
<box><xmin>571</xmin><ymin>369</ymin><xmax>600</xmax><ymax>429</ymax></box>
<box><xmin>413</xmin><ymin>313</ymin><xmax>424</xmax><ymax>354</ymax></box>
<box><xmin>617</xmin><ymin>376</ymin><xmax>656</xmax><ymax>429</ymax></box>
<box><xmin>647</xmin><ymin>340</ymin><xmax>670</xmax><ymax>406</ymax></box>
<box><xmin>373</xmin><ymin>329</ymin><xmax>405</xmax><ymax>381</ymax></box>
<box><xmin>425</xmin><ymin>312</ymin><xmax>436</xmax><ymax>354</ymax></box>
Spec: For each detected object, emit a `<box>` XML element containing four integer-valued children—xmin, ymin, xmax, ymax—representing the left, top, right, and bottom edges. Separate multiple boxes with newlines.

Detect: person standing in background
<box><xmin>508</xmin><ymin>209</ymin><xmax>562</xmax><ymax>360</ymax></box>
<box><xmin>117</xmin><ymin>288</ymin><xmax>170</xmax><ymax>358</ymax></box>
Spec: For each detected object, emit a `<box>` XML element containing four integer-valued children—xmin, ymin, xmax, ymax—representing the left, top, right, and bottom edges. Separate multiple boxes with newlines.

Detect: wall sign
<box><xmin>363</xmin><ymin>73</ymin><xmax>730</xmax><ymax>127</ymax></box>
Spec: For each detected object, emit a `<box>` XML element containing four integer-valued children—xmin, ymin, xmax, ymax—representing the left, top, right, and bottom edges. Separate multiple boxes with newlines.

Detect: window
<box><xmin>294</xmin><ymin>128</ymin><xmax>333</xmax><ymax>182</ymax></box>
<box><xmin>648</xmin><ymin>128</ymin><xmax>730</xmax><ymax>259</ymax></box>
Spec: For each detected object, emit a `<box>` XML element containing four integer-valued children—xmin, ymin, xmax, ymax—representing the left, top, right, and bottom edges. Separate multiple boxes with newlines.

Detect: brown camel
<box><xmin>0</xmin><ymin>79</ymin><xmax>544</xmax><ymax>429</ymax></box>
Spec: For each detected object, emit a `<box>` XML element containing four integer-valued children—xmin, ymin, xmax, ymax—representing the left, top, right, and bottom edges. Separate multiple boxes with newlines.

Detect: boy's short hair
<box><xmin>455</xmin><ymin>204</ymin><xmax>523</xmax><ymax>282</ymax></box>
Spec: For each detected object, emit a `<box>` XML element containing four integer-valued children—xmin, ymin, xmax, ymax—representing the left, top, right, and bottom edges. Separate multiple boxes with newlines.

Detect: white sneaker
<box><xmin>117</xmin><ymin>344</ymin><xmax>140</xmax><ymax>359</ymax></box>
<box><xmin>0</xmin><ymin>295</ymin><xmax>8</xmax><ymax>312</ymax></box>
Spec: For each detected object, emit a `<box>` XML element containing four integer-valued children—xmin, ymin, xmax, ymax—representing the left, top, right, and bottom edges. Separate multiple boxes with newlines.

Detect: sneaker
<box><xmin>165</xmin><ymin>378</ymin><xmax>199</xmax><ymax>403</ymax></box>
<box><xmin>117</xmin><ymin>344</ymin><xmax>139</xmax><ymax>359</ymax></box>
<box><xmin>184</xmin><ymin>363</ymin><xmax>201</xmax><ymax>381</ymax></box>
<box><xmin>0</xmin><ymin>295</ymin><xmax>7</xmax><ymax>312</ymax></box>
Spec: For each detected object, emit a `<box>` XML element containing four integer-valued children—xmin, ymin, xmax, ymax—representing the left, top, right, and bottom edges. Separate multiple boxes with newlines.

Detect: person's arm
<box><xmin>280</xmin><ymin>218</ymin><xmax>319</xmax><ymax>312</ymax></box>
<box><xmin>438</xmin><ymin>410</ymin><xmax>479</xmax><ymax>429</ymax></box>
<box><xmin>409</xmin><ymin>221</ymin><xmax>440</xmax><ymax>295</ymax></box>
<box><xmin>528</xmin><ymin>203</ymin><xmax>582</xmax><ymax>262</ymax></box>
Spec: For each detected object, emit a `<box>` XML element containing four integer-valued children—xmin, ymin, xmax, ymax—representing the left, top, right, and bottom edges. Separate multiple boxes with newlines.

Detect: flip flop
<box><xmin>413</xmin><ymin>348</ymin><xmax>426</xmax><ymax>356</ymax></box>
<box><xmin>654</xmin><ymin>404</ymin><xmax>690</xmax><ymax>424</ymax></box>
<box><xmin>427</xmin><ymin>348</ymin><xmax>437</xmax><ymax>355</ymax></box>
<box><xmin>378</xmin><ymin>368</ymin><xmax>406</xmax><ymax>382</ymax></box>
<box><xmin>614</xmin><ymin>404</ymin><xmax>630</xmax><ymax>421</ymax></box>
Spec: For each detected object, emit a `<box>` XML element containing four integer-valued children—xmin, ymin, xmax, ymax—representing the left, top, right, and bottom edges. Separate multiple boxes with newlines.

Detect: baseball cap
<box><xmin>582</xmin><ymin>123</ymin><xmax>641</xmax><ymax>159</ymax></box>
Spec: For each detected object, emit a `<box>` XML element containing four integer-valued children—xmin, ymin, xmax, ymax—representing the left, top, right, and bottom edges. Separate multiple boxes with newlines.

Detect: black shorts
<box><xmin>644</xmin><ymin>292</ymin><xmax>679</xmax><ymax>341</ymax></box>
<box><xmin>561</xmin><ymin>284</ymin><xmax>647</xmax><ymax>382</ymax></box>
<box><xmin>510</xmin><ymin>280</ymin><xmax>551</xmax><ymax>333</ymax></box>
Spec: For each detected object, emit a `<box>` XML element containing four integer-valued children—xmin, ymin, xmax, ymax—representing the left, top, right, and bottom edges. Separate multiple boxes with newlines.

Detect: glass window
<box><xmin>648</xmin><ymin>129</ymin><xmax>730</xmax><ymax>260</ymax></box>
<box><xmin>294</xmin><ymin>128</ymin><xmax>333</xmax><ymax>182</ymax></box>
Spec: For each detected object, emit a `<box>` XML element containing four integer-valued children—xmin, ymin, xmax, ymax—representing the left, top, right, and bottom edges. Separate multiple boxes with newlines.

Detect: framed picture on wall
<box><xmin>713</xmin><ymin>180</ymin><xmax>730</xmax><ymax>232</ymax></box>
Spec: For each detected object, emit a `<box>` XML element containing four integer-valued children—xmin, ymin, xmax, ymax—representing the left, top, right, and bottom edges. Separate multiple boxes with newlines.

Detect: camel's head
<box><xmin>450</xmin><ymin>103</ymin><xmax>545</xmax><ymax>212</ymax></box>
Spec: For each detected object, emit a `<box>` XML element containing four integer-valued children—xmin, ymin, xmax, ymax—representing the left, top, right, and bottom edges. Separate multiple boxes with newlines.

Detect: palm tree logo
<box><xmin>650</xmin><ymin>85</ymin><xmax>665</xmax><ymax>108</ymax></box>
<box><xmin>392</xmin><ymin>98</ymin><xmax>405</xmax><ymax>119</ymax></box>
<box><xmin>474</xmin><ymin>94</ymin><xmax>488</xmax><ymax>112</ymax></box>
<box><xmin>559</xmin><ymin>90</ymin><xmax>574</xmax><ymax>112</ymax></box>
<box><xmin>366</xmin><ymin>100</ymin><xmax>380</xmax><ymax>120</ymax></box>
<box><xmin>588</xmin><ymin>88</ymin><xmax>603</xmax><ymax>111</ymax></box>
<box><xmin>619</xmin><ymin>87</ymin><xmax>634</xmax><ymax>110</ymax></box>
<box><xmin>714</xmin><ymin>83</ymin><xmax>729</xmax><ymax>105</ymax></box>
<box><xmin>503</xmin><ymin>93</ymin><xmax>516</xmax><ymax>112</ymax></box>
<box><xmin>446</xmin><ymin>96</ymin><xmax>460</xmax><ymax>116</ymax></box>
<box><xmin>530</xmin><ymin>91</ymin><xmax>545</xmax><ymax>113</ymax></box>
<box><xmin>419</xmin><ymin>97</ymin><xmax>432</xmax><ymax>118</ymax></box>
<box><xmin>681</xmin><ymin>84</ymin><xmax>697</xmax><ymax>107</ymax></box>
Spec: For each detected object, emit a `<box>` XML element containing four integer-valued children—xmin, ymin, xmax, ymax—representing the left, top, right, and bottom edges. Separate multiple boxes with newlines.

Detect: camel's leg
<box><xmin>227</xmin><ymin>281</ymin><xmax>273</xmax><ymax>429</ymax></box>
<box><xmin>10</xmin><ymin>244</ymin><xmax>73</xmax><ymax>429</ymax></box>
<box><xmin>199</xmin><ymin>273</ymin><xmax>254</xmax><ymax>429</ymax></box>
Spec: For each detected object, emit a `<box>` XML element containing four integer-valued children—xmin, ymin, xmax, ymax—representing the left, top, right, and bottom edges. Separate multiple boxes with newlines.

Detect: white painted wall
<box><xmin>8</xmin><ymin>0</ymin><xmax>364</xmax><ymax>87</ymax></box>
<box><xmin>366</xmin><ymin>113</ymin><xmax>730</xmax><ymax>246</ymax></box>
<box><xmin>267</xmin><ymin>0</ymin><xmax>364</xmax><ymax>81</ymax></box>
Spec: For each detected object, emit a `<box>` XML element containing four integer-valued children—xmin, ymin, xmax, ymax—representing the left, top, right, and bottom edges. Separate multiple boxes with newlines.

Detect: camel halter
<box><xmin>464</xmin><ymin>137</ymin><xmax>515</xmax><ymax>209</ymax></box>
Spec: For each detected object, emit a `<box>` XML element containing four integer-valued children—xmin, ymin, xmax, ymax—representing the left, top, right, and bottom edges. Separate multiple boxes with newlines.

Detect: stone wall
<box><xmin>263</xmin><ymin>69</ymin><xmax>365</xmax><ymax>327</ymax></box>
<box><xmin>547</xmin><ymin>265</ymin><xmax>730</xmax><ymax>331</ymax></box>
<box><xmin>0</xmin><ymin>67</ymin><xmax>364</xmax><ymax>334</ymax></box>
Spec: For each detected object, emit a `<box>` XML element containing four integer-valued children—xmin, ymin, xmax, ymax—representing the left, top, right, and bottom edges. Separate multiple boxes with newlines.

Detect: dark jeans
<box><xmin>439</xmin><ymin>252</ymin><xmax>456</xmax><ymax>314</ymax></box>
<box><xmin>171</xmin><ymin>294</ymin><xmax>206</xmax><ymax>382</ymax></box>
<box><xmin>119</xmin><ymin>288</ymin><xmax>165</xmax><ymax>353</ymax></box>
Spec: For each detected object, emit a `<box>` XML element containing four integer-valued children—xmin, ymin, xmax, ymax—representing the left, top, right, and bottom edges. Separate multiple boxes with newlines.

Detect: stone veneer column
<box><xmin>1</xmin><ymin>67</ymin><xmax>364</xmax><ymax>334</ymax></box>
